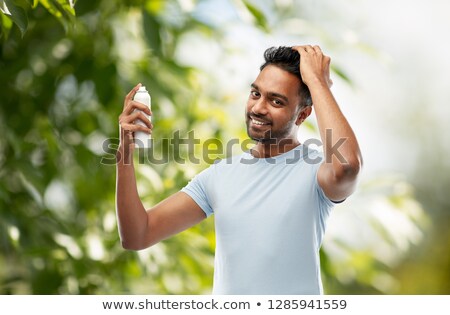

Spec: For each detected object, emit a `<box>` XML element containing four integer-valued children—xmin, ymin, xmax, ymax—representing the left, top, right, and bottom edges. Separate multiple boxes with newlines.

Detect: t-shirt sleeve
<box><xmin>314</xmin><ymin>162</ymin><xmax>337</xmax><ymax>208</ymax></box>
<box><xmin>312</xmin><ymin>157</ymin><xmax>335</xmax><ymax>236</ymax></box>
<box><xmin>180</xmin><ymin>166</ymin><xmax>214</xmax><ymax>217</ymax></box>
<box><xmin>309</xmin><ymin>151</ymin><xmax>341</xmax><ymax>207</ymax></box>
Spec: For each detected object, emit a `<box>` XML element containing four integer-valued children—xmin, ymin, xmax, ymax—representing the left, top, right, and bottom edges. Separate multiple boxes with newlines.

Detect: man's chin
<box><xmin>247</xmin><ymin>130</ymin><xmax>276</xmax><ymax>143</ymax></box>
<box><xmin>254</xmin><ymin>138</ymin><xmax>277</xmax><ymax>144</ymax></box>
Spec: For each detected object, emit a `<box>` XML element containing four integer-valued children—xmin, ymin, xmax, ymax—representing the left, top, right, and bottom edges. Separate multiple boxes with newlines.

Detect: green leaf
<box><xmin>330</xmin><ymin>64</ymin><xmax>352</xmax><ymax>85</ymax></box>
<box><xmin>50</xmin><ymin>0</ymin><xmax>75</xmax><ymax>16</ymax></box>
<box><xmin>0</xmin><ymin>8</ymin><xmax>13</xmax><ymax>40</ymax></box>
<box><xmin>242</xmin><ymin>0</ymin><xmax>269</xmax><ymax>32</ymax></box>
<box><xmin>4</xmin><ymin>0</ymin><xmax>28</xmax><ymax>36</ymax></box>
<box><xmin>0</xmin><ymin>0</ymin><xmax>9</xmax><ymax>13</ymax></box>
<box><xmin>38</xmin><ymin>0</ymin><xmax>75</xmax><ymax>32</ymax></box>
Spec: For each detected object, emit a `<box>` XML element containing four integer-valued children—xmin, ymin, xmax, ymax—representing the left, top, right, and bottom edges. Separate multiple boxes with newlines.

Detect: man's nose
<box><xmin>251</xmin><ymin>97</ymin><xmax>268</xmax><ymax>116</ymax></box>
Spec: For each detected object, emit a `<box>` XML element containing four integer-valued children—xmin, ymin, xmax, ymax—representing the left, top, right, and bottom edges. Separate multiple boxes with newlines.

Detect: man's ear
<box><xmin>295</xmin><ymin>106</ymin><xmax>312</xmax><ymax>125</ymax></box>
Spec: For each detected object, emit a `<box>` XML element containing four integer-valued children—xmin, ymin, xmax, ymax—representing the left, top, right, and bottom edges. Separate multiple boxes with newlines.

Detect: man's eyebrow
<box><xmin>250</xmin><ymin>83</ymin><xmax>289</xmax><ymax>103</ymax></box>
<box><xmin>269</xmin><ymin>92</ymin><xmax>289</xmax><ymax>103</ymax></box>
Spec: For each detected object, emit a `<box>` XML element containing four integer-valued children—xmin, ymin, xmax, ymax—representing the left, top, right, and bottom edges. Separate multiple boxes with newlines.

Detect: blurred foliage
<box><xmin>321</xmin><ymin>175</ymin><xmax>429</xmax><ymax>294</ymax></box>
<box><xmin>0</xmin><ymin>0</ymin><xmax>440</xmax><ymax>295</ymax></box>
<box><xmin>0</xmin><ymin>0</ymin><xmax>225</xmax><ymax>294</ymax></box>
<box><xmin>390</xmin><ymin>122</ymin><xmax>450</xmax><ymax>294</ymax></box>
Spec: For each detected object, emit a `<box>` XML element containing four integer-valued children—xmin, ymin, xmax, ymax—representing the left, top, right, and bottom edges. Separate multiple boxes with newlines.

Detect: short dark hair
<box><xmin>260</xmin><ymin>46</ymin><xmax>312</xmax><ymax>108</ymax></box>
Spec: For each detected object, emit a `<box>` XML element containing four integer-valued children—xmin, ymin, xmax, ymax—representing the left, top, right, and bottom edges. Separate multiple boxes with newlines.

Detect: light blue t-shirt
<box><xmin>181</xmin><ymin>144</ymin><xmax>335</xmax><ymax>294</ymax></box>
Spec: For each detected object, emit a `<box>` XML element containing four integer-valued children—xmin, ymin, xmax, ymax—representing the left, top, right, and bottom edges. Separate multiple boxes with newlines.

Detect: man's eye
<box><xmin>273</xmin><ymin>99</ymin><xmax>282</xmax><ymax>106</ymax></box>
<box><xmin>251</xmin><ymin>91</ymin><xmax>260</xmax><ymax>97</ymax></box>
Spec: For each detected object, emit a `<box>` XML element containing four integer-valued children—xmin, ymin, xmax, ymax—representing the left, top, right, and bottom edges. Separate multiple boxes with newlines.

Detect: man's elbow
<box><xmin>121</xmin><ymin>239</ymin><xmax>138</xmax><ymax>250</ymax></box>
<box><xmin>121</xmin><ymin>238</ymin><xmax>147</xmax><ymax>251</ymax></box>
<box><xmin>120</xmin><ymin>236</ymin><xmax>158</xmax><ymax>250</ymax></box>
<box><xmin>335</xmin><ymin>156</ymin><xmax>362</xmax><ymax>181</ymax></box>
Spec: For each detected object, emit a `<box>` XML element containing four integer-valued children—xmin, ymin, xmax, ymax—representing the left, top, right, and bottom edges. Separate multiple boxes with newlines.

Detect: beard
<box><xmin>247</xmin><ymin>128</ymin><xmax>275</xmax><ymax>143</ymax></box>
<box><xmin>245</xmin><ymin>113</ymin><xmax>297</xmax><ymax>144</ymax></box>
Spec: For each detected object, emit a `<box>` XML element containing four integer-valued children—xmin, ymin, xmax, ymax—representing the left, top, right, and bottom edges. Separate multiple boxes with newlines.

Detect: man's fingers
<box><xmin>133</xmin><ymin>111</ymin><xmax>152</xmax><ymax>129</ymax></box>
<box><xmin>313</xmin><ymin>45</ymin><xmax>322</xmax><ymax>54</ymax></box>
<box><xmin>304</xmin><ymin>45</ymin><xmax>314</xmax><ymax>52</ymax></box>
<box><xmin>123</xmin><ymin>83</ymin><xmax>142</xmax><ymax>108</ymax></box>
<box><xmin>120</xmin><ymin>111</ymin><xmax>152</xmax><ymax>128</ymax></box>
<box><xmin>292</xmin><ymin>46</ymin><xmax>307</xmax><ymax>55</ymax></box>
<box><xmin>292</xmin><ymin>45</ymin><xmax>323</xmax><ymax>56</ymax></box>
<box><xmin>120</xmin><ymin>123</ymin><xmax>152</xmax><ymax>134</ymax></box>
<box><xmin>295</xmin><ymin>45</ymin><xmax>314</xmax><ymax>52</ymax></box>
<box><xmin>120</xmin><ymin>117</ymin><xmax>152</xmax><ymax>132</ymax></box>
<box><xmin>123</xmin><ymin>100</ymin><xmax>152</xmax><ymax>115</ymax></box>
<box><xmin>119</xmin><ymin>83</ymin><xmax>153</xmax><ymax>146</ymax></box>
<box><xmin>293</xmin><ymin>45</ymin><xmax>323</xmax><ymax>52</ymax></box>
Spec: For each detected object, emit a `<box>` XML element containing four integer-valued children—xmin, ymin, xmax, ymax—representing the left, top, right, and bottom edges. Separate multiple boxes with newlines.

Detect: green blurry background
<box><xmin>0</xmin><ymin>0</ymin><xmax>449</xmax><ymax>294</ymax></box>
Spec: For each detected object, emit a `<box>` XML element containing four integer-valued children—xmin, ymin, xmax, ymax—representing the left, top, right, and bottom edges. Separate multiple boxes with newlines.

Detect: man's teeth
<box><xmin>252</xmin><ymin>119</ymin><xmax>269</xmax><ymax>125</ymax></box>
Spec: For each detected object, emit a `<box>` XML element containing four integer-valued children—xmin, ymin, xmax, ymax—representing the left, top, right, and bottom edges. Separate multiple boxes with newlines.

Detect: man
<box><xmin>116</xmin><ymin>45</ymin><xmax>362</xmax><ymax>294</ymax></box>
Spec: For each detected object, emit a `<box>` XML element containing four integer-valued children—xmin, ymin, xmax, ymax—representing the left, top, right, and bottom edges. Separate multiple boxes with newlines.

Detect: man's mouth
<box><xmin>249</xmin><ymin>116</ymin><xmax>271</xmax><ymax>126</ymax></box>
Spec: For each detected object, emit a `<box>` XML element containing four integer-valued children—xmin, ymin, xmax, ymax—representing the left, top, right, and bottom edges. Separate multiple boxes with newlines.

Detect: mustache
<box><xmin>247</xmin><ymin>113</ymin><xmax>272</xmax><ymax>124</ymax></box>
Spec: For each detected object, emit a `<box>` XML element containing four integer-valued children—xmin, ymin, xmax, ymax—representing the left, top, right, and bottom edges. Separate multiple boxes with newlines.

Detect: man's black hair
<box><xmin>260</xmin><ymin>46</ymin><xmax>312</xmax><ymax>108</ymax></box>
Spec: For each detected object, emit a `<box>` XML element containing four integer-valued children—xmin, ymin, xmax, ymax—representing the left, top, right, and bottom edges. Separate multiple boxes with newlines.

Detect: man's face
<box><xmin>246</xmin><ymin>65</ymin><xmax>303</xmax><ymax>143</ymax></box>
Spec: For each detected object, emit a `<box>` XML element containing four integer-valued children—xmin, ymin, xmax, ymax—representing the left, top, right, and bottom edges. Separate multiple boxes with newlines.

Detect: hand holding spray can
<box><xmin>133</xmin><ymin>85</ymin><xmax>151</xmax><ymax>148</ymax></box>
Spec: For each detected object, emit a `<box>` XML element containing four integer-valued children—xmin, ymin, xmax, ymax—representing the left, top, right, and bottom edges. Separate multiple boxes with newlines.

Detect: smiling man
<box><xmin>116</xmin><ymin>45</ymin><xmax>362</xmax><ymax>294</ymax></box>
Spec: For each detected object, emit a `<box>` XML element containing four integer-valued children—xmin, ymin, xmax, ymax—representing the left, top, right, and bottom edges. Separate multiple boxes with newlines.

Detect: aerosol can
<box><xmin>133</xmin><ymin>86</ymin><xmax>151</xmax><ymax>148</ymax></box>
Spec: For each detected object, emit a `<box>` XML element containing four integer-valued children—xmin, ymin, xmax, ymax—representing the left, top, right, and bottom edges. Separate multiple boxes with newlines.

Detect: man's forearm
<box><xmin>310</xmin><ymin>81</ymin><xmax>362</xmax><ymax>178</ymax></box>
<box><xmin>115</xmin><ymin>149</ymin><xmax>148</xmax><ymax>250</ymax></box>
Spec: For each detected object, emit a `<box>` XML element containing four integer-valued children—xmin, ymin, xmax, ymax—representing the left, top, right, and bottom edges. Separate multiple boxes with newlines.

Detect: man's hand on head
<box><xmin>292</xmin><ymin>45</ymin><xmax>333</xmax><ymax>89</ymax></box>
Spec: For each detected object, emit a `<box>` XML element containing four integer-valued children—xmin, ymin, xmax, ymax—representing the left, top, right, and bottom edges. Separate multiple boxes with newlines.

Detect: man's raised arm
<box><xmin>116</xmin><ymin>84</ymin><xmax>206</xmax><ymax>250</ymax></box>
<box><xmin>293</xmin><ymin>45</ymin><xmax>363</xmax><ymax>202</ymax></box>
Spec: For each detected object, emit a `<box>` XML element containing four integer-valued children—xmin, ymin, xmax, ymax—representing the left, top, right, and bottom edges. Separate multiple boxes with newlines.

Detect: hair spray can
<box><xmin>133</xmin><ymin>86</ymin><xmax>151</xmax><ymax>148</ymax></box>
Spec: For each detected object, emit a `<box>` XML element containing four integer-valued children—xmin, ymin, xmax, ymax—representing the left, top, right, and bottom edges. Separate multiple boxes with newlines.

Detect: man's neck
<box><xmin>251</xmin><ymin>138</ymin><xmax>300</xmax><ymax>158</ymax></box>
